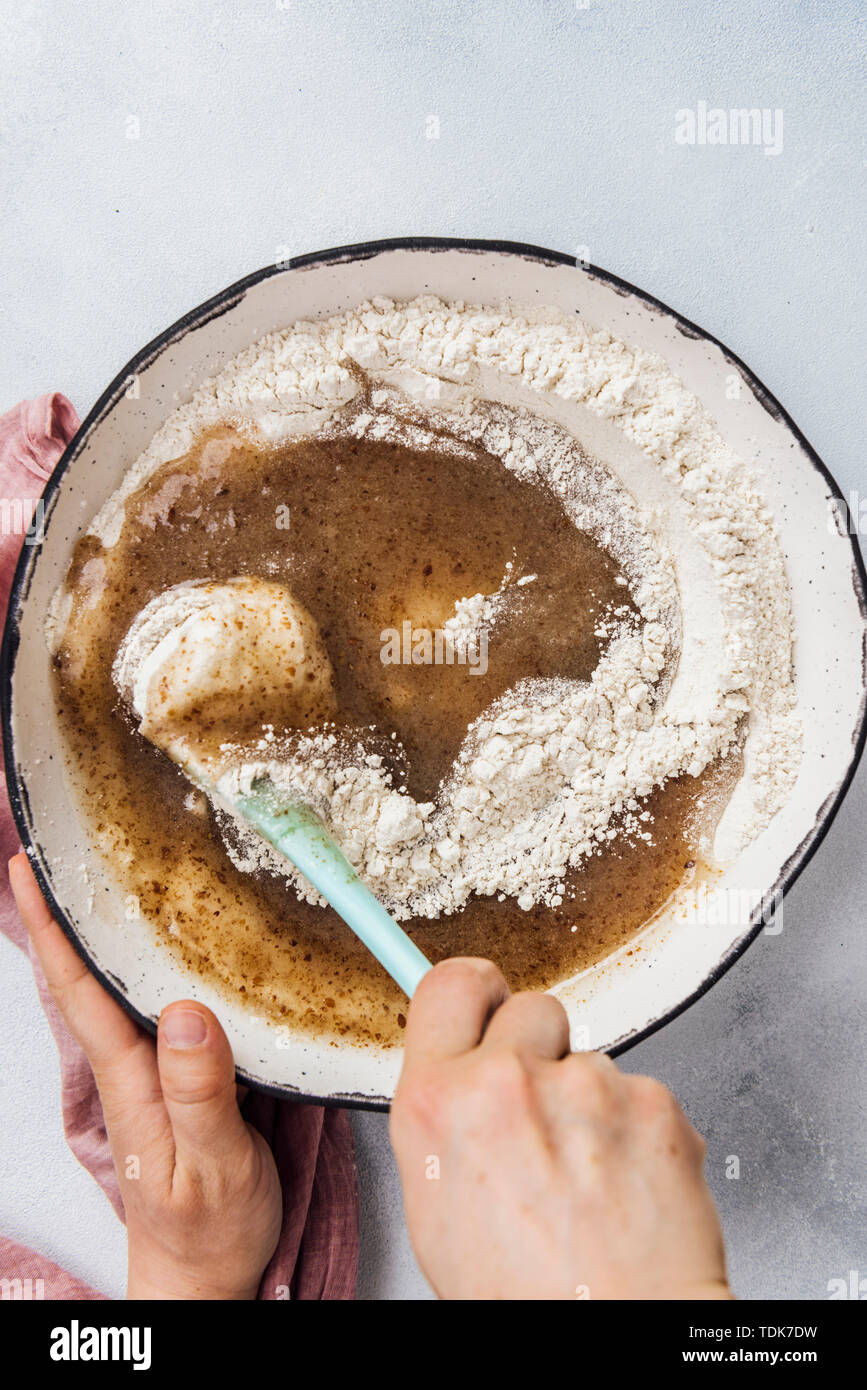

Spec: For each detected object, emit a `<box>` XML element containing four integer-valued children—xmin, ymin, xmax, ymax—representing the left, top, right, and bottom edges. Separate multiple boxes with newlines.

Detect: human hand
<box><xmin>9</xmin><ymin>853</ymin><xmax>282</xmax><ymax>1300</ymax></box>
<box><xmin>390</xmin><ymin>957</ymin><xmax>732</xmax><ymax>1300</ymax></box>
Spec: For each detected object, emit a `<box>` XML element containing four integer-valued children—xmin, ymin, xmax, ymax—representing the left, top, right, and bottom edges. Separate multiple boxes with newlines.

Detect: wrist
<box><xmin>682</xmin><ymin>1279</ymin><xmax>735</xmax><ymax>1301</ymax></box>
<box><xmin>127</xmin><ymin>1253</ymin><xmax>260</xmax><ymax>1301</ymax></box>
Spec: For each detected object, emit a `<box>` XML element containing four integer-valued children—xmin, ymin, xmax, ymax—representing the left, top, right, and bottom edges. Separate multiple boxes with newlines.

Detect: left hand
<box><xmin>9</xmin><ymin>852</ymin><xmax>283</xmax><ymax>1300</ymax></box>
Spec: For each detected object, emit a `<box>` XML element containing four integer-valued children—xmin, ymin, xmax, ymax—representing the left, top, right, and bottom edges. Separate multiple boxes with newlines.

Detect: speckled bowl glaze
<box><xmin>3</xmin><ymin>238</ymin><xmax>866</xmax><ymax>1108</ymax></box>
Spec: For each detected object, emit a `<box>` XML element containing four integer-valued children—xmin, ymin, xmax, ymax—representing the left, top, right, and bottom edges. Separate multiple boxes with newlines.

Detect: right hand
<box><xmin>390</xmin><ymin>957</ymin><xmax>732</xmax><ymax>1300</ymax></box>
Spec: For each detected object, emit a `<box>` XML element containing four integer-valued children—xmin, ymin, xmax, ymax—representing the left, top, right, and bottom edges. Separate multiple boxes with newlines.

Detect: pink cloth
<box><xmin>0</xmin><ymin>395</ymin><xmax>359</xmax><ymax>1300</ymax></box>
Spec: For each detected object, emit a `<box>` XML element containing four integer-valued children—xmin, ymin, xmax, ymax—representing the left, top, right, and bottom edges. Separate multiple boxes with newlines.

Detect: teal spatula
<box><xmin>236</xmin><ymin>777</ymin><xmax>432</xmax><ymax>997</ymax></box>
<box><xmin>199</xmin><ymin>764</ymin><xmax>432</xmax><ymax>998</ymax></box>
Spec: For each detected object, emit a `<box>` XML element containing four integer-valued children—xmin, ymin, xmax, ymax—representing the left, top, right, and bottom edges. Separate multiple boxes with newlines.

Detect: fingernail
<box><xmin>161</xmin><ymin>1008</ymin><xmax>208</xmax><ymax>1049</ymax></box>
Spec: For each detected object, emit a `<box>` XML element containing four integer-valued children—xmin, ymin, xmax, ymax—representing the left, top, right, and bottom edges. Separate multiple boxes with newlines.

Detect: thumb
<box><xmin>157</xmin><ymin>1001</ymin><xmax>250</xmax><ymax>1165</ymax></box>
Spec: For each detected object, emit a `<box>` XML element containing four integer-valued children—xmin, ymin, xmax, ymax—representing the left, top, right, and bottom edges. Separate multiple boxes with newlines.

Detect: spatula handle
<box><xmin>237</xmin><ymin>787</ymin><xmax>433</xmax><ymax>998</ymax></box>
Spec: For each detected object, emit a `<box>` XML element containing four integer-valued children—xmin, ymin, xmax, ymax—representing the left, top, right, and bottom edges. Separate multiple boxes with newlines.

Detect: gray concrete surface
<box><xmin>0</xmin><ymin>0</ymin><xmax>863</xmax><ymax>1300</ymax></box>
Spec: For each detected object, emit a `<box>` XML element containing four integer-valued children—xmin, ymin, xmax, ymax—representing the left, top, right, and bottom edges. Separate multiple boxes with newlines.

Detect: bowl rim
<box><xmin>3</xmin><ymin>234</ymin><xmax>866</xmax><ymax>1111</ymax></box>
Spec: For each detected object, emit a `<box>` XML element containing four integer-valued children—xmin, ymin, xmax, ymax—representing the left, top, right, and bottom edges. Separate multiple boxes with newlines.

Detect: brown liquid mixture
<box><xmin>54</xmin><ymin>425</ymin><xmax>738</xmax><ymax>1045</ymax></box>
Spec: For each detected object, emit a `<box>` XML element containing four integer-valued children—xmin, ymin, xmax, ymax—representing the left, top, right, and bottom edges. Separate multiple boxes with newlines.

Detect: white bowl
<box><xmin>4</xmin><ymin>238</ymin><xmax>865</xmax><ymax>1108</ymax></box>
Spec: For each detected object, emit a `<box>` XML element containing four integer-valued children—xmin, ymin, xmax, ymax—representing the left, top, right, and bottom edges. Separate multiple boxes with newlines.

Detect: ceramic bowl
<box><xmin>4</xmin><ymin>238</ymin><xmax>865</xmax><ymax>1107</ymax></box>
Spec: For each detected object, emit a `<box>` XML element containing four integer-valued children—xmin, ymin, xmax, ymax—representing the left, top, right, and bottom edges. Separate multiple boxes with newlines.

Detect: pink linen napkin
<box><xmin>0</xmin><ymin>394</ymin><xmax>359</xmax><ymax>1300</ymax></box>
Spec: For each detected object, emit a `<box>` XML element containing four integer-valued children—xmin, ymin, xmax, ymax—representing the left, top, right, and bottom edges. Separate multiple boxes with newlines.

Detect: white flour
<box><xmin>66</xmin><ymin>297</ymin><xmax>802</xmax><ymax>920</ymax></box>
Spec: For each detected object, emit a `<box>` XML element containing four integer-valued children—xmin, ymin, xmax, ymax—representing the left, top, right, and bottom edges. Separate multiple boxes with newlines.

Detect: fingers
<box><xmin>9</xmin><ymin>852</ymin><xmax>157</xmax><ymax>1082</ymax></box>
<box><xmin>403</xmin><ymin>960</ymin><xmax>570</xmax><ymax>1069</ymax></box>
<box><xmin>157</xmin><ymin>1001</ymin><xmax>250</xmax><ymax>1166</ymax></box>
<box><xmin>13</xmin><ymin>853</ymin><xmax>254</xmax><ymax>1197</ymax></box>
<box><xmin>402</xmin><ymin>957</ymin><xmax>510</xmax><ymax>1065</ymax></box>
<box><xmin>9</xmin><ymin>852</ymin><xmax>172</xmax><ymax>1175</ymax></box>
<box><xmin>480</xmin><ymin>990</ymin><xmax>570</xmax><ymax>1061</ymax></box>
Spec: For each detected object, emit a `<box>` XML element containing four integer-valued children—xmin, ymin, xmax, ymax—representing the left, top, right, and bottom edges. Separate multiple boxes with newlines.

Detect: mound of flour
<box><xmin>78</xmin><ymin>296</ymin><xmax>801</xmax><ymax>920</ymax></box>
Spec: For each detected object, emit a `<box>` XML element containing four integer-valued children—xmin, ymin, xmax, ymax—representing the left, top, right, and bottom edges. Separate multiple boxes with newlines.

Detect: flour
<box><xmin>443</xmin><ymin>563</ymin><xmax>536</xmax><ymax>655</ymax></box>
<box><xmin>68</xmin><ymin>296</ymin><xmax>801</xmax><ymax>920</ymax></box>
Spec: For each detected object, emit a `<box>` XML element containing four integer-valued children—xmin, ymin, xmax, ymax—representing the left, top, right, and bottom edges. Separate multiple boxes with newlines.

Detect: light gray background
<box><xmin>1</xmin><ymin>0</ymin><xmax>864</xmax><ymax>1301</ymax></box>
